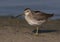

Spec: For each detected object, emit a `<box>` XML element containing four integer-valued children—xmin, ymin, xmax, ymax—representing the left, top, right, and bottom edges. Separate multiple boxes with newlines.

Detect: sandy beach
<box><xmin>0</xmin><ymin>16</ymin><xmax>60</xmax><ymax>42</ymax></box>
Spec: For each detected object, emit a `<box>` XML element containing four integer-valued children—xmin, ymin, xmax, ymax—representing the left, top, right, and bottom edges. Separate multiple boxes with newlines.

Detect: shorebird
<box><xmin>16</xmin><ymin>8</ymin><xmax>54</xmax><ymax>36</ymax></box>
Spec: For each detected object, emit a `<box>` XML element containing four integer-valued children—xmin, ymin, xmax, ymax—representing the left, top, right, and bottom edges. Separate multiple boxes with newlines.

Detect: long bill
<box><xmin>16</xmin><ymin>13</ymin><xmax>24</xmax><ymax>18</ymax></box>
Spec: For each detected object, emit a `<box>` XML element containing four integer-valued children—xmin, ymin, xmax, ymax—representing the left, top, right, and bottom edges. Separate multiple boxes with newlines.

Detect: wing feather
<box><xmin>32</xmin><ymin>11</ymin><xmax>54</xmax><ymax>20</ymax></box>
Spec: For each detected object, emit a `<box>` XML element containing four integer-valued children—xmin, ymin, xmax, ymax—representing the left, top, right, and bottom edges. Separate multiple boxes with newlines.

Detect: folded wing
<box><xmin>32</xmin><ymin>11</ymin><xmax>54</xmax><ymax>20</ymax></box>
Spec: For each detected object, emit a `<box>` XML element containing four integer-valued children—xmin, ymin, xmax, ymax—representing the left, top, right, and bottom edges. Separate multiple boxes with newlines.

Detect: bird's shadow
<box><xmin>32</xmin><ymin>29</ymin><xmax>57</xmax><ymax>33</ymax></box>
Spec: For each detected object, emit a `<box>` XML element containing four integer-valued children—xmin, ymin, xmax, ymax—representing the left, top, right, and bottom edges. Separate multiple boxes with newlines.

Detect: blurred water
<box><xmin>0</xmin><ymin>0</ymin><xmax>60</xmax><ymax>19</ymax></box>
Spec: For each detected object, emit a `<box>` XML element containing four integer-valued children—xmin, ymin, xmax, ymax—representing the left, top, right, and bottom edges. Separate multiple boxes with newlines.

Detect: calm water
<box><xmin>0</xmin><ymin>0</ymin><xmax>60</xmax><ymax>19</ymax></box>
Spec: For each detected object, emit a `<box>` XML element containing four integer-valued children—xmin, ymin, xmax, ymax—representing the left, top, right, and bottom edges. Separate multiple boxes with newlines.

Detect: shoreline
<box><xmin>0</xmin><ymin>16</ymin><xmax>60</xmax><ymax>42</ymax></box>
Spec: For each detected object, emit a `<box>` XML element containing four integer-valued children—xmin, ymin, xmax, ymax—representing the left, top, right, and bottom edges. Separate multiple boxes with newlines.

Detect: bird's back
<box><xmin>32</xmin><ymin>11</ymin><xmax>54</xmax><ymax>20</ymax></box>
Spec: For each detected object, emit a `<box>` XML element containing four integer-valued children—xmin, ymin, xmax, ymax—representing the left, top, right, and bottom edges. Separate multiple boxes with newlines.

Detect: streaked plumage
<box><xmin>24</xmin><ymin>8</ymin><xmax>54</xmax><ymax>36</ymax></box>
<box><xmin>24</xmin><ymin>8</ymin><xmax>54</xmax><ymax>26</ymax></box>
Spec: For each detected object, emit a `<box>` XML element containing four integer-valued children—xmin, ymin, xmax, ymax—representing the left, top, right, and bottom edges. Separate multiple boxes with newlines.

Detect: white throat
<box><xmin>25</xmin><ymin>12</ymin><xmax>29</xmax><ymax>16</ymax></box>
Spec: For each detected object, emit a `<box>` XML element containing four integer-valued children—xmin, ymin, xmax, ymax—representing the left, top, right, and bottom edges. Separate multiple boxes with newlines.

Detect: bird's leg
<box><xmin>35</xmin><ymin>26</ymin><xmax>39</xmax><ymax>36</ymax></box>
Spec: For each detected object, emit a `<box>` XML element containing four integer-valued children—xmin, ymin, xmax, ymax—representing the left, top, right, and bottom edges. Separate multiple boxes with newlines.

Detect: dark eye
<box><xmin>27</xmin><ymin>11</ymin><xmax>29</xmax><ymax>12</ymax></box>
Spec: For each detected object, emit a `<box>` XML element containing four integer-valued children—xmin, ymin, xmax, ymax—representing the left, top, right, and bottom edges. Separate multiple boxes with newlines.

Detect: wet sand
<box><xmin>0</xmin><ymin>17</ymin><xmax>60</xmax><ymax>42</ymax></box>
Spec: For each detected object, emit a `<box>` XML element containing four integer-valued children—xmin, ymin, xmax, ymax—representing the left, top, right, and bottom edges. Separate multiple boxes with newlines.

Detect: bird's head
<box><xmin>24</xmin><ymin>8</ymin><xmax>32</xmax><ymax>15</ymax></box>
